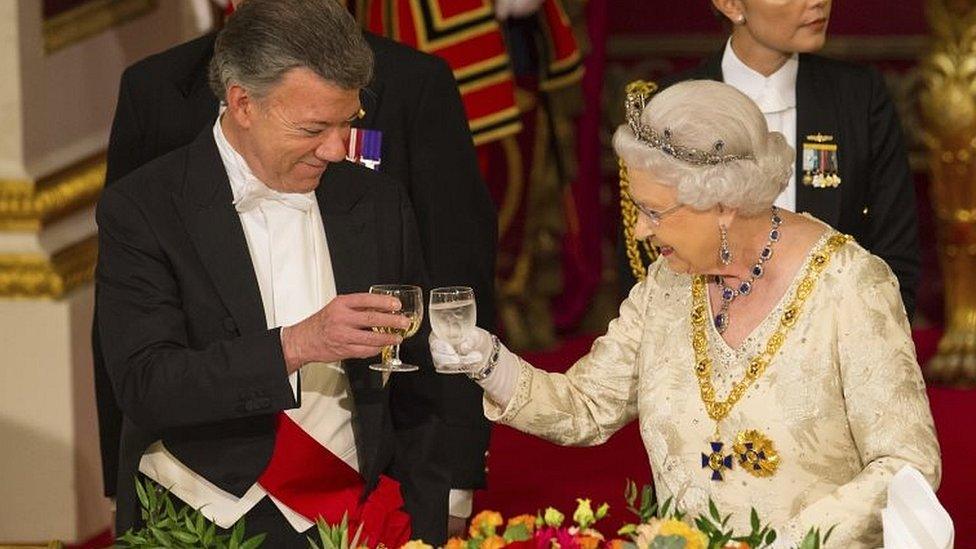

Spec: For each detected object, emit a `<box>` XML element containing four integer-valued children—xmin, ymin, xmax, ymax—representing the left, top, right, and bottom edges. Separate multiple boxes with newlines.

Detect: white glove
<box><xmin>429</xmin><ymin>326</ymin><xmax>494</xmax><ymax>374</ymax></box>
<box><xmin>494</xmin><ymin>0</ymin><xmax>546</xmax><ymax>20</ymax></box>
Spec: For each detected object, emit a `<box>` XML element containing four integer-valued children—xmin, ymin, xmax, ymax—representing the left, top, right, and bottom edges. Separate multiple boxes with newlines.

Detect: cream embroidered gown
<box><xmin>487</xmin><ymin>233</ymin><xmax>940</xmax><ymax>548</ymax></box>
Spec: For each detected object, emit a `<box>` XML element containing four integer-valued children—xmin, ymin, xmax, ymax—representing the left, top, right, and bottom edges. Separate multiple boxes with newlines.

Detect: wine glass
<box><xmin>429</xmin><ymin>286</ymin><xmax>477</xmax><ymax>373</ymax></box>
<box><xmin>369</xmin><ymin>284</ymin><xmax>423</xmax><ymax>372</ymax></box>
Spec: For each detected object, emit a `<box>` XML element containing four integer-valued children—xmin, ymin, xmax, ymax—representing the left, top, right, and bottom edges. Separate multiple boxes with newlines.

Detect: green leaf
<box><xmin>147</xmin><ymin>482</ymin><xmax>159</xmax><ymax>511</ymax></box>
<box><xmin>230</xmin><ymin>520</ymin><xmax>245</xmax><ymax>546</ymax></box>
<box><xmin>135</xmin><ymin>477</ymin><xmax>150</xmax><ymax>510</ymax></box>
<box><xmin>171</xmin><ymin>530</ymin><xmax>199</xmax><ymax>544</ymax></box>
<box><xmin>203</xmin><ymin>521</ymin><xmax>216</xmax><ymax>546</ymax></box>
<box><xmin>823</xmin><ymin>524</ymin><xmax>837</xmax><ymax>544</ymax></box>
<box><xmin>750</xmin><ymin>508</ymin><xmax>760</xmax><ymax>533</ymax></box>
<box><xmin>240</xmin><ymin>533</ymin><xmax>266</xmax><ymax>549</ymax></box>
<box><xmin>659</xmin><ymin>497</ymin><xmax>672</xmax><ymax>518</ymax></box>
<box><xmin>349</xmin><ymin>520</ymin><xmax>364</xmax><ymax>549</ymax></box>
<box><xmin>625</xmin><ymin>479</ymin><xmax>637</xmax><ymax>506</ymax></box>
<box><xmin>798</xmin><ymin>529</ymin><xmax>818</xmax><ymax>549</ymax></box>
<box><xmin>617</xmin><ymin>524</ymin><xmax>638</xmax><ymax>536</ymax></box>
<box><xmin>149</xmin><ymin>526</ymin><xmax>172</xmax><ymax>546</ymax></box>
<box><xmin>765</xmin><ymin>529</ymin><xmax>777</xmax><ymax>545</ymax></box>
<box><xmin>503</xmin><ymin>523</ymin><xmax>532</xmax><ymax>542</ymax></box>
<box><xmin>308</xmin><ymin>536</ymin><xmax>322</xmax><ymax>549</ymax></box>
<box><xmin>708</xmin><ymin>499</ymin><xmax>721</xmax><ymax>522</ymax></box>
<box><xmin>165</xmin><ymin>497</ymin><xmax>178</xmax><ymax>521</ymax></box>
<box><xmin>641</xmin><ymin>486</ymin><xmax>653</xmax><ymax>518</ymax></box>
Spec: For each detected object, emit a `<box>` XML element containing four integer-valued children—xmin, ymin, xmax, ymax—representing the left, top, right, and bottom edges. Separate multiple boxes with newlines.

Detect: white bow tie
<box><xmin>233</xmin><ymin>178</ymin><xmax>315</xmax><ymax>213</ymax></box>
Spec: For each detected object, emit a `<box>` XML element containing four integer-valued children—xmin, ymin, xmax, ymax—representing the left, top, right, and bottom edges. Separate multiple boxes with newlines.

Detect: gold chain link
<box><xmin>691</xmin><ymin>234</ymin><xmax>851</xmax><ymax>423</ymax></box>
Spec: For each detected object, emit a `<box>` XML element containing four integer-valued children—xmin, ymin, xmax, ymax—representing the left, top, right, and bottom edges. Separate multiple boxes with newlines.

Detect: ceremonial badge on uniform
<box><xmin>801</xmin><ymin>133</ymin><xmax>841</xmax><ymax>188</ymax></box>
<box><xmin>347</xmin><ymin>127</ymin><xmax>382</xmax><ymax>171</ymax></box>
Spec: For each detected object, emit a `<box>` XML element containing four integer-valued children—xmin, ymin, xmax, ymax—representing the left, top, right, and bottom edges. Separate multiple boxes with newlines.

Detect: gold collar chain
<box><xmin>691</xmin><ymin>234</ymin><xmax>851</xmax><ymax>424</ymax></box>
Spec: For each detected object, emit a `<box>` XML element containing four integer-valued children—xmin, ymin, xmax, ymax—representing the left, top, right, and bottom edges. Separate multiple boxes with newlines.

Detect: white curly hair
<box><xmin>613</xmin><ymin>80</ymin><xmax>794</xmax><ymax>216</ymax></box>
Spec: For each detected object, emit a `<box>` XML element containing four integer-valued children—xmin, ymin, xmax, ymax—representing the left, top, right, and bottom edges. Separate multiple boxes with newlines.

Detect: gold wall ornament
<box><xmin>0</xmin><ymin>154</ymin><xmax>106</xmax><ymax>231</ymax></box>
<box><xmin>918</xmin><ymin>0</ymin><xmax>976</xmax><ymax>387</ymax></box>
<box><xmin>0</xmin><ymin>236</ymin><xmax>97</xmax><ymax>299</ymax></box>
<box><xmin>0</xmin><ymin>153</ymin><xmax>105</xmax><ymax>298</ymax></box>
<box><xmin>43</xmin><ymin>0</ymin><xmax>158</xmax><ymax>54</ymax></box>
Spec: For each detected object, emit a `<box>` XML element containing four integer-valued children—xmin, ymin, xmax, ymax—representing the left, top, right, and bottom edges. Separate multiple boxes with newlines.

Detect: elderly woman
<box><xmin>431</xmin><ymin>80</ymin><xmax>940</xmax><ymax>548</ymax></box>
<box><xmin>654</xmin><ymin>0</ymin><xmax>921</xmax><ymax>319</ymax></box>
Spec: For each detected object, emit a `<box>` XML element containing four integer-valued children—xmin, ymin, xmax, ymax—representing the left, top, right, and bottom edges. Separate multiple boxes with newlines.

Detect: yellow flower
<box><xmin>470</xmin><ymin>510</ymin><xmax>504</xmax><ymax>538</ymax></box>
<box><xmin>480</xmin><ymin>535</ymin><xmax>507</xmax><ymax>549</ymax></box>
<box><xmin>507</xmin><ymin>514</ymin><xmax>536</xmax><ymax>534</ymax></box>
<box><xmin>658</xmin><ymin>519</ymin><xmax>708</xmax><ymax>549</ymax></box>
<box><xmin>400</xmin><ymin>542</ymin><xmax>433</xmax><ymax>549</ymax></box>
<box><xmin>445</xmin><ymin>537</ymin><xmax>467</xmax><ymax>549</ymax></box>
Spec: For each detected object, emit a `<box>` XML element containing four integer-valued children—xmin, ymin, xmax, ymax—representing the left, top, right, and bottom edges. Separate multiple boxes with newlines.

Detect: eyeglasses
<box><xmin>623</xmin><ymin>189</ymin><xmax>682</xmax><ymax>226</ymax></box>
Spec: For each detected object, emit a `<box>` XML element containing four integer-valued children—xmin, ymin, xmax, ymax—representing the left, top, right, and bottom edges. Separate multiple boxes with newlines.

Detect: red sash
<box><xmin>258</xmin><ymin>413</ymin><xmax>411</xmax><ymax>547</ymax></box>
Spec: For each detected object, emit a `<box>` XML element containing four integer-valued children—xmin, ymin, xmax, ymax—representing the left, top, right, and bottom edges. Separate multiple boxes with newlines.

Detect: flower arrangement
<box><xmin>443</xmin><ymin>481</ymin><xmax>835</xmax><ymax>549</ymax></box>
<box><xmin>445</xmin><ymin>500</ymin><xmax>612</xmax><ymax>549</ymax></box>
<box><xmin>119</xmin><ymin>478</ymin><xmax>834</xmax><ymax>549</ymax></box>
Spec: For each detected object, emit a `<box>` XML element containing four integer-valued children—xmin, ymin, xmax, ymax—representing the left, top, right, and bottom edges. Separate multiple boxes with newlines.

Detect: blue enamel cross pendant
<box><xmin>702</xmin><ymin>441</ymin><xmax>733</xmax><ymax>481</ymax></box>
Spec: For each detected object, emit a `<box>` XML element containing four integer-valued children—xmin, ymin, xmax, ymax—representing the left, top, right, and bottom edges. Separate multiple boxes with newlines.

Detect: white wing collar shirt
<box><xmin>138</xmin><ymin>115</ymin><xmax>358</xmax><ymax>532</ymax></box>
<box><xmin>722</xmin><ymin>38</ymin><xmax>799</xmax><ymax>212</ymax></box>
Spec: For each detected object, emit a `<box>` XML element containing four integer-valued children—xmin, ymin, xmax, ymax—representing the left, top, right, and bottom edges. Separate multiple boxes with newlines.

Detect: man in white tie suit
<box><xmin>95</xmin><ymin>0</ymin><xmax>450</xmax><ymax>545</ymax></box>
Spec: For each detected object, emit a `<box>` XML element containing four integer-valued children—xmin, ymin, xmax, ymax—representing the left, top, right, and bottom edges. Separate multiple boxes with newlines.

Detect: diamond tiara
<box><xmin>624</xmin><ymin>80</ymin><xmax>755</xmax><ymax>166</ymax></box>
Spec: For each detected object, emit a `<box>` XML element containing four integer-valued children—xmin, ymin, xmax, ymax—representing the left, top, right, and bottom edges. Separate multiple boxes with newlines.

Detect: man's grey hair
<box><xmin>208</xmin><ymin>0</ymin><xmax>374</xmax><ymax>102</ymax></box>
<box><xmin>613</xmin><ymin>80</ymin><xmax>794</xmax><ymax>216</ymax></box>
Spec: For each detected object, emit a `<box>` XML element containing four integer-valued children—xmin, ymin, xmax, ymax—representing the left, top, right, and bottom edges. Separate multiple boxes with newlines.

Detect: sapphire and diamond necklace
<box><xmin>712</xmin><ymin>207</ymin><xmax>782</xmax><ymax>335</ymax></box>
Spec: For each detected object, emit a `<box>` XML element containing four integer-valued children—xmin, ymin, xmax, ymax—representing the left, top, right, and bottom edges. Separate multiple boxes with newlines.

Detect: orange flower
<box><xmin>470</xmin><ymin>511</ymin><xmax>505</xmax><ymax>538</ymax></box>
<box><xmin>575</xmin><ymin>535</ymin><xmax>601</xmax><ymax>549</ymax></box>
<box><xmin>506</xmin><ymin>514</ymin><xmax>536</xmax><ymax>534</ymax></box>
<box><xmin>723</xmin><ymin>543</ymin><xmax>750</xmax><ymax>549</ymax></box>
<box><xmin>445</xmin><ymin>537</ymin><xmax>467</xmax><ymax>549</ymax></box>
<box><xmin>606</xmin><ymin>540</ymin><xmax>629</xmax><ymax>549</ymax></box>
<box><xmin>480</xmin><ymin>535</ymin><xmax>507</xmax><ymax>549</ymax></box>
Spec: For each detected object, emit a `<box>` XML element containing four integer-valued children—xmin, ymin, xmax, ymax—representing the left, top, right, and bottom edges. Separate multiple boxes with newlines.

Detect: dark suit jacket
<box><xmin>656</xmin><ymin>52</ymin><xmax>921</xmax><ymax>317</ymax></box>
<box><xmin>97</xmin><ymin>128</ymin><xmax>448</xmax><ymax>541</ymax></box>
<box><xmin>96</xmin><ymin>31</ymin><xmax>494</xmax><ymax>500</ymax></box>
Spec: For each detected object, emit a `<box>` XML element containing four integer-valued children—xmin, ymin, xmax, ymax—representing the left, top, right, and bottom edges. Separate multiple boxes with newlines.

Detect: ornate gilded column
<box><xmin>918</xmin><ymin>0</ymin><xmax>976</xmax><ymax>386</ymax></box>
<box><xmin>0</xmin><ymin>2</ymin><xmax>193</xmax><ymax>545</ymax></box>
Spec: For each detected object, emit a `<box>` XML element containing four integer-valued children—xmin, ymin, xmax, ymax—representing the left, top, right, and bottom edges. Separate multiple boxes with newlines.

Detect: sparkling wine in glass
<box><xmin>369</xmin><ymin>284</ymin><xmax>423</xmax><ymax>372</ymax></box>
<box><xmin>429</xmin><ymin>286</ymin><xmax>477</xmax><ymax>373</ymax></box>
